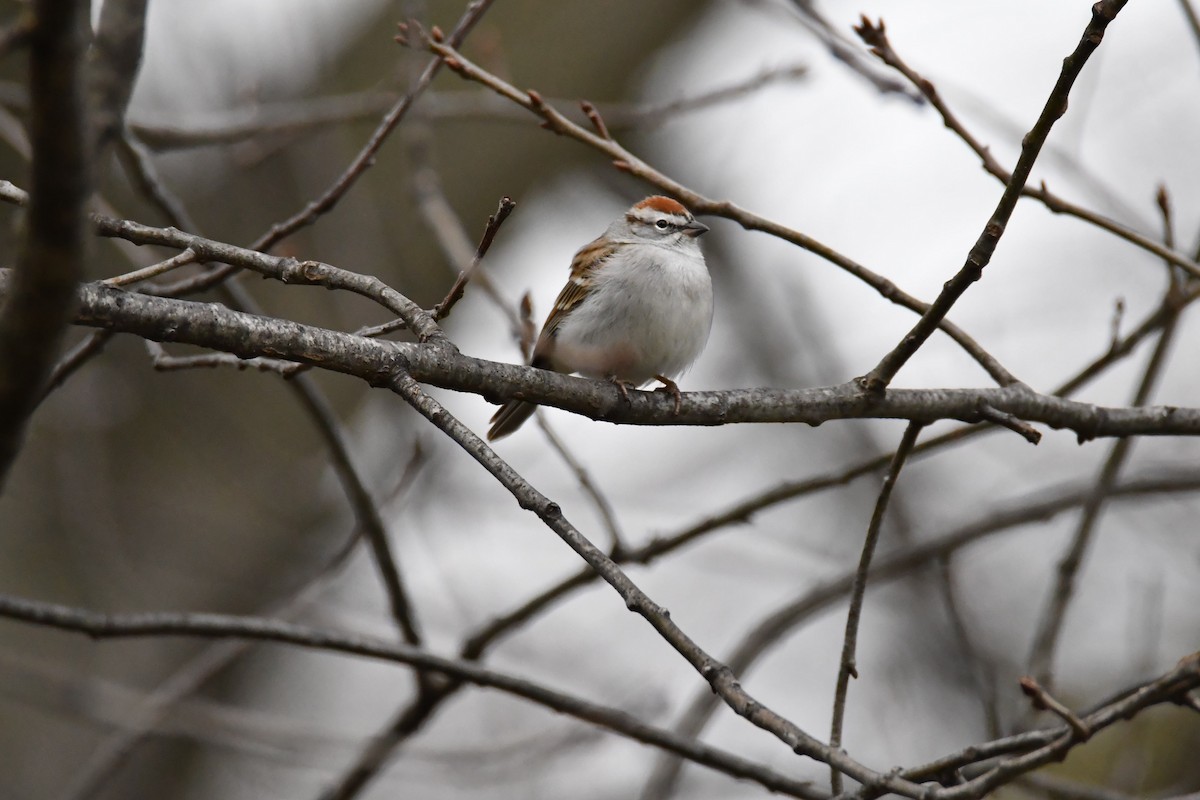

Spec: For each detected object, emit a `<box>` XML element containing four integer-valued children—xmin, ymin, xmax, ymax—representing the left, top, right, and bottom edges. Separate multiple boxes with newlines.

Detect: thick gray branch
<box><xmin>13</xmin><ymin>278</ymin><xmax>1200</xmax><ymax>438</ymax></box>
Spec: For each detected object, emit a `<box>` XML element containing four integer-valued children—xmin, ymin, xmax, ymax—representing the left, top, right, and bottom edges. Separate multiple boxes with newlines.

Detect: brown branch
<box><xmin>859</xmin><ymin>1</ymin><xmax>1132</xmax><ymax>393</ymax></box>
<box><xmin>402</xmin><ymin>26</ymin><xmax>1021</xmax><ymax>389</ymax></box>
<box><xmin>0</xmin><ymin>0</ymin><xmax>90</xmax><ymax>488</ymax></box>
<box><xmin>0</xmin><ymin>592</ymin><xmax>824</xmax><ymax>800</ymax></box>
<box><xmin>829</xmin><ymin>422</ymin><xmax>923</xmax><ymax>793</ymax></box>
<box><xmin>1019</xmin><ymin>676</ymin><xmax>1092</xmax><ymax>740</ymax></box>
<box><xmin>852</xmin><ymin>17</ymin><xmax>1200</xmax><ymax>284</ymax></box>
<box><xmin>431</xmin><ymin>195</ymin><xmax>517</xmax><ymax>320</ymax></box>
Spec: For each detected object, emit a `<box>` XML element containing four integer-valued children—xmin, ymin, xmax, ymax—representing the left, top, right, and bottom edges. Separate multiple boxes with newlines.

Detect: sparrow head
<box><xmin>624</xmin><ymin>196</ymin><xmax>709</xmax><ymax>244</ymax></box>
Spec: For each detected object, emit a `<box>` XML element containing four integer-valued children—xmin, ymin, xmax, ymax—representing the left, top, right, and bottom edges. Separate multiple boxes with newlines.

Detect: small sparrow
<box><xmin>488</xmin><ymin>196</ymin><xmax>713</xmax><ymax>441</ymax></box>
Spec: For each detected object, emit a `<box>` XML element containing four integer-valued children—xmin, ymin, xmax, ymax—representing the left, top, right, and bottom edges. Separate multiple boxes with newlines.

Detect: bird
<box><xmin>488</xmin><ymin>195</ymin><xmax>713</xmax><ymax>441</ymax></box>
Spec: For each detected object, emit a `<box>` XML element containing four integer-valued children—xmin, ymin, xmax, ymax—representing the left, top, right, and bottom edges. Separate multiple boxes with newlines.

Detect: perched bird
<box><xmin>488</xmin><ymin>196</ymin><xmax>713</xmax><ymax>441</ymax></box>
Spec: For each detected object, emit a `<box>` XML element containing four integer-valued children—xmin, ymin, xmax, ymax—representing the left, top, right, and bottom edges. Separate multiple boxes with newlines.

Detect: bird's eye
<box><xmin>655</xmin><ymin>219</ymin><xmax>670</xmax><ymax>230</ymax></box>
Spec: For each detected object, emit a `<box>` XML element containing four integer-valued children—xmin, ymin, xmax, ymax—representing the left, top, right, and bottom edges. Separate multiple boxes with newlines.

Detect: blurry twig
<box><xmin>534</xmin><ymin>411</ymin><xmax>627</xmax><ymax>555</ymax></box>
<box><xmin>936</xmin><ymin>554</ymin><xmax>1001</xmax><ymax>739</ymax></box>
<box><xmin>1016</xmin><ymin>773</ymin><xmax>1143</xmax><ymax>800</ymax></box>
<box><xmin>87</xmin><ymin>0</ymin><xmax>148</xmax><ymax>155</ymax></box>
<box><xmin>1179</xmin><ymin>0</ymin><xmax>1200</xmax><ymax>60</ymax></box>
<box><xmin>0</xmin><ymin>11</ymin><xmax>34</xmax><ymax>58</ymax></box>
<box><xmin>0</xmin><ymin>0</ymin><xmax>91</xmax><ymax>489</ymax></box>
<box><xmin>1026</xmin><ymin>188</ymin><xmax>1187</xmax><ymax>691</ymax></box>
<box><xmin>829</xmin><ymin>422</ymin><xmax>923</xmax><ymax>793</ymax></box>
<box><xmin>125</xmin><ymin>64</ymin><xmax>811</xmax><ymax>151</ymax></box>
<box><xmin>781</xmin><ymin>0</ymin><xmax>919</xmax><ymax>101</ymax></box>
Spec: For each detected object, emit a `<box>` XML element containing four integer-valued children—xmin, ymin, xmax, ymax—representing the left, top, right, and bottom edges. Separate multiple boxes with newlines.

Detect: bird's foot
<box><xmin>653</xmin><ymin>374</ymin><xmax>682</xmax><ymax>415</ymax></box>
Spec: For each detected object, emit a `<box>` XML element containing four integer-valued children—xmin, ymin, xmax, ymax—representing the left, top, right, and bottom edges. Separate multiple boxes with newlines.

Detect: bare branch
<box><xmin>1019</xmin><ymin>676</ymin><xmax>1091</xmax><ymax>740</ymax></box>
<box><xmin>852</xmin><ymin>17</ymin><xmax>1200</xmax><ymax>284</ymax></box>
<box><xmin>858</xmin><ymin>1</ymin><xmax>1133</xmax><ymax>392</ymax></box>
<box><xmin>829</xmin><ymin>422</ymin><xmax>923</xmax><ymax>793</ymax></box>
<box><xmin>431</xmin><ymin>195</ymin><xmax>517</xmax><ymax>321</ymax></box>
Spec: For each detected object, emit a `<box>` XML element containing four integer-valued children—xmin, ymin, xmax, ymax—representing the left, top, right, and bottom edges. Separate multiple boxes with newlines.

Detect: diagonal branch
<box><xmin>829</xmin><ymin>422</ymin><xmax>923</xmax><ymax>793</ymax></box>
<box><xmin>852</xmin><ymin>16</ymin><xmax>1200</xmax><ymax>284</ymax></box>
<box><xmin>859</xmin><ymin>1</ymin><xmax>1131</xmax><ymax>392</ymax></box>
<box><xmin>387</xmin><ymin>371</ymin><xmax>928</xmax><ymax>797</ymax></box>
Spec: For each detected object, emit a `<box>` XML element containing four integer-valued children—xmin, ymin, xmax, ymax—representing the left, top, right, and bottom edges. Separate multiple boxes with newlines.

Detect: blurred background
<box><xmin>1</xmin><ymin>1</ymin><xmax>1198</xmax><ymax>798</ymax></box>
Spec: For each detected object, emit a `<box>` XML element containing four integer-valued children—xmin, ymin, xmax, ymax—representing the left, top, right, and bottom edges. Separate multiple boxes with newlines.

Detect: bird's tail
<box><xmin>487</xmin><ymin>399</ymin><xmax>537</xmax><ymax>441</ymax></box>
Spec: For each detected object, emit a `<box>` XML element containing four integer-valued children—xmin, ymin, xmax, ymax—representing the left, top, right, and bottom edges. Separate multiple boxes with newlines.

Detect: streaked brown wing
<box><xmin>538</xmin><ymin>237</ymin><xmax>619</xmax><ymax>341</ymax></box>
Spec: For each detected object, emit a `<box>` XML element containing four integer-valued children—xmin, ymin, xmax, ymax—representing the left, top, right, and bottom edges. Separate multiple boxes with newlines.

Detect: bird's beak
<box><xmin>683</xmin><ymin>219</ymin><xmax>709</xmax><ymax>238</ymax></box>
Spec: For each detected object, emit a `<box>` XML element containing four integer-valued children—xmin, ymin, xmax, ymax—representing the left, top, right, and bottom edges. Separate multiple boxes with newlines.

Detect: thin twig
<box><xmin>125</xmin><ymin>63</ymin><xmax>810</xmax><ymax>150</ymax></box>
<box><xmin>1019</xmin><ymin>676</ymin><xmax>1091</xmax><ymax>740</ymax></box>
<box><xmin>534</xmin><ymin>412</ymin><xmax>627</xmax><ymax>555</ymax></box>
<box><xmin>858</xmin><ymin>2</ymin><xmax>1132</xmax><ymax>392</ymax></box>
<box><xmin>103</xmin><ymin>248</ymin><xmax>198</xmax><ymax>287</ymax></box>
<box><xmin>829</xmin><ymin>422</ymin><xmax>923</xmax><ymax>793</ymax></box>
<box><xmin>431</xmin><ymin>195</ymin><xmax>516</xmax><ymax>320</ymax></box>
<box><xmin>1026</xmin><ymin>199</ymin><xmax>1186</xmax><ymax>692</ymax></box>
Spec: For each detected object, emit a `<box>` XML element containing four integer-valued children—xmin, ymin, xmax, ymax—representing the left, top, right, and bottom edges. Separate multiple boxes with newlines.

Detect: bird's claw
<box><xmin>654</xmin><ymin>374</ymin><xmax>682</xmax><ymax>415</ymax></box>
